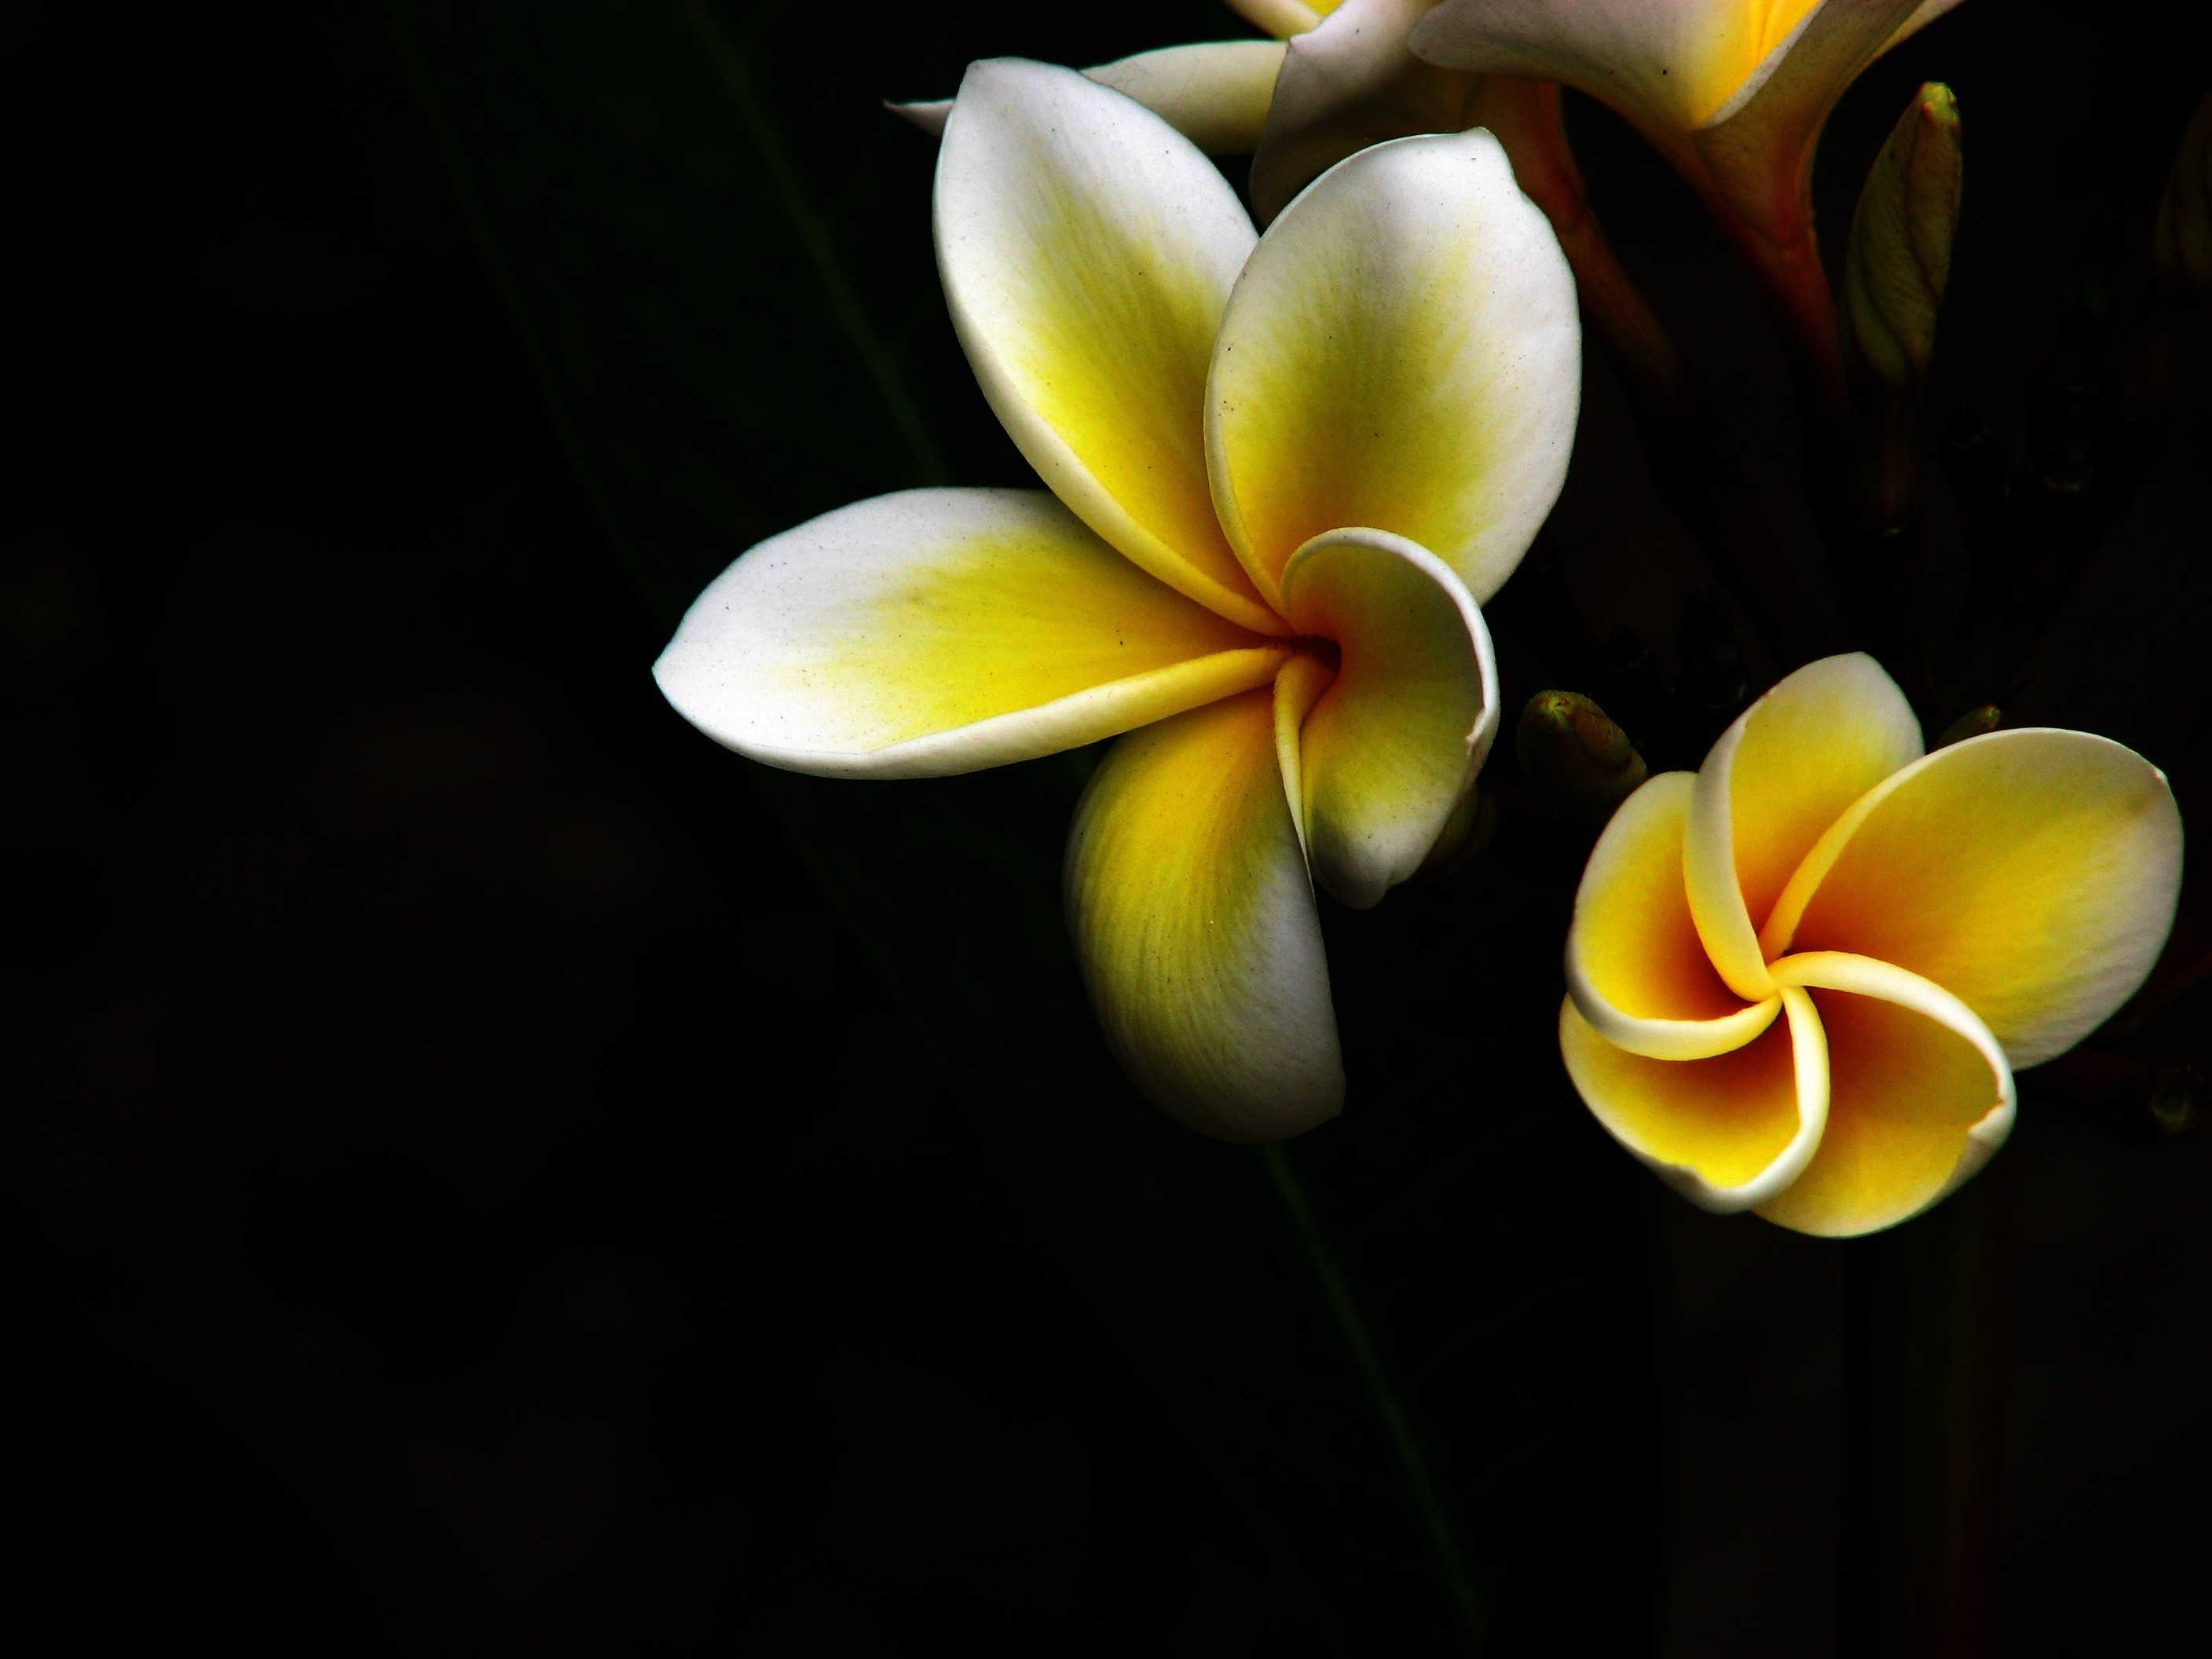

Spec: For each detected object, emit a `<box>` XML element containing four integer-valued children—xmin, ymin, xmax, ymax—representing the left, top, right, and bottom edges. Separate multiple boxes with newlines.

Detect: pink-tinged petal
<box><xmin>1764</xmin><ymin>729</ymin><xmax>2184</xmax><ymax>1068</ymax></box>
<box><xmin>1686</xmin><ymin>653</ymin><xmax>1922</xmax><ymax>1000</ymax></box>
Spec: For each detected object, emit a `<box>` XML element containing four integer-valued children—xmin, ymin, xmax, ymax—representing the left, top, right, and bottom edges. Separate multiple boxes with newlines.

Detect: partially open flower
<box><xmin>659</xmin><ymin>61</ymin><xmax>1579</xmax><ymax>1141</ymax></box>
<box><xmin>1412</xmin><ymin>0</ymin><xmax>1968</xmax><ymax>407</ymax></box>
<box><xmin>1561</xmin><ymin>654</ymin><xmax>2181</xmax><ymax>1236</ymax></box>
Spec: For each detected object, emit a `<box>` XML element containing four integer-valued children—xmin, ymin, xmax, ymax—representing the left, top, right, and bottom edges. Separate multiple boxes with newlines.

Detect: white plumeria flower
<box><xmin>1410</xmin><ymin>0</ymin><xmax>1968</xmax><ymax>399</ymax></box>
<box><xmin>657</xmin><ymin>60</ymin><xmax>1579</xmax><ymax>1141</ymax></box>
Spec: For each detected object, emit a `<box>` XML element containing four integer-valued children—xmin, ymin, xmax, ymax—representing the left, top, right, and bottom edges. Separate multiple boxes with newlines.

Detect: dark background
<box><xmin>5</xmin><ymin>2</ymin><xmax>2211</xmax><ymax>1654</ymax></box>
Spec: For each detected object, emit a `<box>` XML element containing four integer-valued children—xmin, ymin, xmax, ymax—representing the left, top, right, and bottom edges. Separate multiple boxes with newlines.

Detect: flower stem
<box><xmin>1840</xmin><ymin>1160</ymin><xmax>2009</xmax><ymax>1658</ymax></box>
<box><xmin>1259</xmin><ymin>1142</ymin><xmax>1486</xmax><ymax>1648</ymax></box>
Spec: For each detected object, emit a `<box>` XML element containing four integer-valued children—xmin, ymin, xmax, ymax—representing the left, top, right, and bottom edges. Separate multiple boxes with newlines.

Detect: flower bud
<box><xmin>2152</xmin><ymin>91</ymin><xmax>2212</xmax><ymax>302</ymax></box>
<box><xmin>1840</xmin><ymin>83</ymin><xmax>1963</xmax><ymax>397</ymax></box>
<box><xmin>1934</xmin><ymin>704</ymin><xmax>1999</xmax><ymax>749</ymax></box>
<box><xmin>1517</xmin><ymin>691</ymin><xmax>1647</xmax><ymax>825</ymax></box>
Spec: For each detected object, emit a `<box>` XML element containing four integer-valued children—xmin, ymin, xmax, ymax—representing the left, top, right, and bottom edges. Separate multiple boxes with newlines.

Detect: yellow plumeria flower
<box><xmin>1411</xmin><ymin>0</ymin><xmax>1966</xmax><ymax>398</ymax></box>
<box><xmin>656</xmin><ymin>60</ymin><xmax>1580</xmax><ymax>1141</ymax></box>
<box><xmin>1561</xmin><ymin>654</ymin><xmax>2181</xmax><ymax>1236</ymax></box>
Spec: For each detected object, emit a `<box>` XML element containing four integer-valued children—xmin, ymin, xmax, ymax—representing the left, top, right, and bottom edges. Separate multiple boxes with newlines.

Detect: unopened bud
<box><xmin>2153</xmin><ymin>91</ymin><xmax>2212</xmax><ymax>301</ymax></box>
<box><xmin>1518</xmin><ymin>691</ymin><xmax>1647</xmax><ymax>824</ymax></box>
<box><xmin>1840</xmin><ymin>82</ymin><xmax>1963</xmax><ymax>396</ymax></box>
<box><xmin>1934</xmin><ymin>704</ymin><xmax>1999</xmax><ymax>748</ymax></box>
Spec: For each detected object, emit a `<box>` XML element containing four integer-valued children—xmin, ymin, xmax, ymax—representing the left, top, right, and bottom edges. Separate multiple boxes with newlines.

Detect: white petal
<box><xmin>937</xmin><ymin>60</ymin><xmax>1279</xmax><ymax>634</ymax></box>
<box><xmin>1277</xmin><ymin>528</ymin><xmax>1497</xmax><ymax>908</ymax></box>
<box><xmin>654</xmin><ymin>489</ymin><xmax>1288</xmax><ymax>778</ymax></box>
<box><xmin>1067</xmin><ymin>687</ymin><xmax>1343</xmax><ymax>1141</ymax></box>
<box><xmin>1207</xmin><ymin>126</ymin><xmax>1579</xmax><ymax>606</ymax></box>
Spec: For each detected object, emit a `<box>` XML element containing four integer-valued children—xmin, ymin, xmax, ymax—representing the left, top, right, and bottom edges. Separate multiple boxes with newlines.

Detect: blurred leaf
<box><xmin>392</xmin><ymin>2</ymin><xmax>1672</xmax><ymax>1646</ymax></box>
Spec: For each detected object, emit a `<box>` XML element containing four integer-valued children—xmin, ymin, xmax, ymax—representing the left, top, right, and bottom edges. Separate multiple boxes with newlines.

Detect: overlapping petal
<box><xmin>1276</xmin><ymin>529</ymin><xmax>1497</xmax><ymax>908</ymax></box>
<box><xmin>1765</xmin><ymin>730</ymin><xmax>2184</xmax><ymax>1067</ymax></box>
<box><xmin>1249</xmin><ymin>0</ymin><xmax>1479</xmax><ymax>225</ymax></box>
<box><xmin>1227</xmin><ymin>0</ymin><xmax>1343</xmax><ymax>38</ymax></box>
<box><xmin>1686</xmin><ymin>653</ymin><xmax>1922</xmax><ymax>1000</ymax></box>
<box><xmin>1562</xmin><ymin>987</ymin><xmax>1826</xmax><ymax>1210</ymax></box>
<box><xmin>1409</xmin><ymin>0</ymin><xmax>1826</xmax><ymax>132</ymax></box>
<box><xmin>1067</xmin><ymin>688</ymin><xmax>1344</xmax><ymax>1141</ymax></box>
<box><xmin>1756</xmin><ymin>953</ymin><xmax>2012</xmax><ymax>1236</ymax></box>
<box><xmin>1567</xmin><ymin>771</ymin><xmax>1782</xmax><ymax>1059</ymax></box>
<box><xmin>652</xmin><ymin>489</ymin><xmax>1289</xmax><ymax>777</ymax></box>
<box><xmin>1207</xmin><ymin>126</ymin><xmax>1578</xmax><ymax>606</ymax></box>
<box><xmin>893</xmin><ymin>42</ymin><xmax>1287</xmax><ymax>156</ymax></box>
<box><xmin>937</xmin><ymin>60</ymin><xmax>1280</xmax><ymax>633</ymax></box>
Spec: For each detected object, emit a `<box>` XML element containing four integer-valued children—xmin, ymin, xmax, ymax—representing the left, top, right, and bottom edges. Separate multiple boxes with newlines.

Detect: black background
<box><xmin>6</xmin><ymin>2</ymin><xmax>2212</xmax><ymax>1653</ymax></box>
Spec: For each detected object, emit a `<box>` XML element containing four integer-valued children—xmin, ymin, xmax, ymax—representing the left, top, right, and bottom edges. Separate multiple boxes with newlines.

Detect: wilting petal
<box><xmin>1207</xmin><ymin>127</ymin><xmax>1577</xmax><ymax>606</ymax></box>
<box><xmin>937</xmin><ymin>60</ymin><xmax>1280</xmax><ymax>634</ymax></box>
<box><xmin>1566</xmin><ymin>771</ymin><xmax>1781</xmax><ymax>1059</ymax></box>
<box><xmin>1562</xmin><ymin>987</ymin><xmax>1826</xmax><ymax>1211</ymax></box>
<box><xmin>1764</xmin><ymin>730</ymin><xmax>2184</xmax><ymax>1068</ymax></box>
<box><xmin>1758</xmin><ymin>952</ymin><xmax>2013</xmax><ymax>1237</ymax></box>
<box><xmin>1249</xmin><ymin>0</ymin><xmax>1481</xmax><ymax>225</ymax></box>
<box><xmin>1067</xmin><ymin>688</ymin><xmax>1343</xmax><ymax>1141</ymax></box>
<box><xmin>1276</xmin><ymin>529</ymin><xmax>1496</xmax><ymax>908</ymax></box>
<box><xmin>1409</xmin><ymin>0</ymin><xmax>1826</xmax><ymax>133</ymax></box>
<box><xmin>654</xmin><ymin>489</ymin><xmax>1289</xmax><ymax>778</ymax></box>
<box><xmin>1686</xmin><ymin>654</ymin><xmax>1922</xmax><ymax>1002</ymax></box>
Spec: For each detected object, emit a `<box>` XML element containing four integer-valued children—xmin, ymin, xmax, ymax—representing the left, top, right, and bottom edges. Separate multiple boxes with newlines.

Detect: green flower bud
<box><xmin>1933</xmin><ymin>704</ymin><xmax>1999</xmax><ymax>749</ymax></box>
<box><xmin>2152</xmin><ymin>90</ymin><xmax>2212</xmax><ymax>302</ymax></box>
<box><xmin>1517</xmin><ymin>691</ymin><xmax>1647</xmax><ymax>825</ymax></box>
<box><xmin>1840</xmin><ymin>83</ymin><xmax>1963</xmax><ymax>396</ymax></box>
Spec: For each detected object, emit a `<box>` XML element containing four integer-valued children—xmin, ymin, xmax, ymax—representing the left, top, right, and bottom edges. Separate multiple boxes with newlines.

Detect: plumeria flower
<box><xmin>1412</xmin><ymin>0</ymin><xmax>1968</xmax><ymax>406</ymax></box>
<box><xmin>1561</xmin><ymin>654</ymin><xmax>2181</xmax><ymax>1236</ymax></box>
<box><xmin>657</xmin><ymin>60</ymin><xmax>1580</xmax><ymax>1140</ymax></box>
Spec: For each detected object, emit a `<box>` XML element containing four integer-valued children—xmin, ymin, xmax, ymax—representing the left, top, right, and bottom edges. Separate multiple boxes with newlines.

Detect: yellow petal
<box><xmin>937</xmin><ymin>60</ymin><xmax>1280</xmax><ymax>635</ymax></box>
<box><xmin>1686</xmin><ymin>653</ymin><xmax>1922</xmax><ymax>1001</ymax></box>
<box><xmin>1086</xmin><ymin>42</ymin><xmax>1289</xmax><ymax>156</ymax></box>
<box><xmin>1272</xmin><ymin>650</ymin><xmax>1336</xmax><ymax>857</ymax></box>
<box><xmin>1408</xmin><ymin>0</ymin><xmax>1828</xmax><ymax>132</ymax></box>
<box><xmin>1764</xmin><ymin>730</ymin><xmax>2184</xmax><ymax>1068</ymax></box>
<box><xmin>1067</xmin><ymin>687</ymin><xmax>1343</xmax><ymax>1141</ymax></box>
<box><xmin>1567</xmin><ymin>770</ymin><xmax>1782</xmax><ymax>1060</ymax></box>
<box><xmin>1561</xmin><ymin>986</ymin><xmax>1827</xmax><ymax>1211</ymax></box>
<box><xmin>1757</xmin><ymin>952</ymin><xmax>2012</xmax><ymax>1237</ymax></box>
<box><xmin>1205</xmin><ymin>126</ymin><xmax>1579</xmax><ymax>606</ymax></box>
<box><xmin>1277</xmin><ymin>529</ymin><xmax>1496</xmax><ymax>909</ymax></box>
<box><xmin>654</xmin><ymin>489</ymin><xmax>1289</xmax><ymax>777</ymax></box>
<box><xmin>1225</xmin><ymin>0</ymin><xmax>1330</xmax><ymax>38</ymax></box>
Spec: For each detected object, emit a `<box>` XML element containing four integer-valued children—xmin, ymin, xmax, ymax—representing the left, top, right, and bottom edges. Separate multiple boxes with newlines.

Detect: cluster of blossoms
<box><xmin>656</xmin><ymin>1</ymin><xmax>2185</xmax><ymax>1237</ymax></box>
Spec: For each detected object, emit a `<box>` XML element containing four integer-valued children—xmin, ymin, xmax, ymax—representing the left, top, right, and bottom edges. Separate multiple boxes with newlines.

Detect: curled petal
<box><xmin>1277</xmin><ymin>529</ymin><xmax>1496</xmax><ymax>909</ymax></box>
<box><xmin>1758</xmin><ymin>952</ymin><xmax>2013</xmax><ymax>1237</ymax></box>
<box><xmin>1567</xmin><ymin>771</ymin><xmax>1781</xmax><ymax>1059</ymax></box>
<box><xmin>654</xmin><ymin>489</ymin><xmax>1288</xmax><ymax>777</ymax></box>
<box><xmin>1409</xmin><ymin>0</ymin><xmax>1828</xmax><ymax>133</ymax></box>
<box><xmin>1207</xmin><ymin>126</ymin><xmax>1578</xmax><ymax>606</ymax></box>
<box><xmin>1765</xmin><ymin>730</ymin><xmax>2184</xmax><ymax>1068</ymax></box>
<box><xmin>1686</xmin><ymin>653</ymin><xmax>1922</xmax><ymax>1001</ymax></box>
<box><xmin>1562</xmin><ymin>986</ymin><xmax>1827</xmax><ymax>1212</ymax></box>
<box><xmin>1067</xmin><ymin>688</ymin><xmax>1344</xmax><ymax>1141</ymax></box>
<box><xmin>937</xmin><ymin>60</ymin><xmax>1280</xmax><ymax>634</ymax></box>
